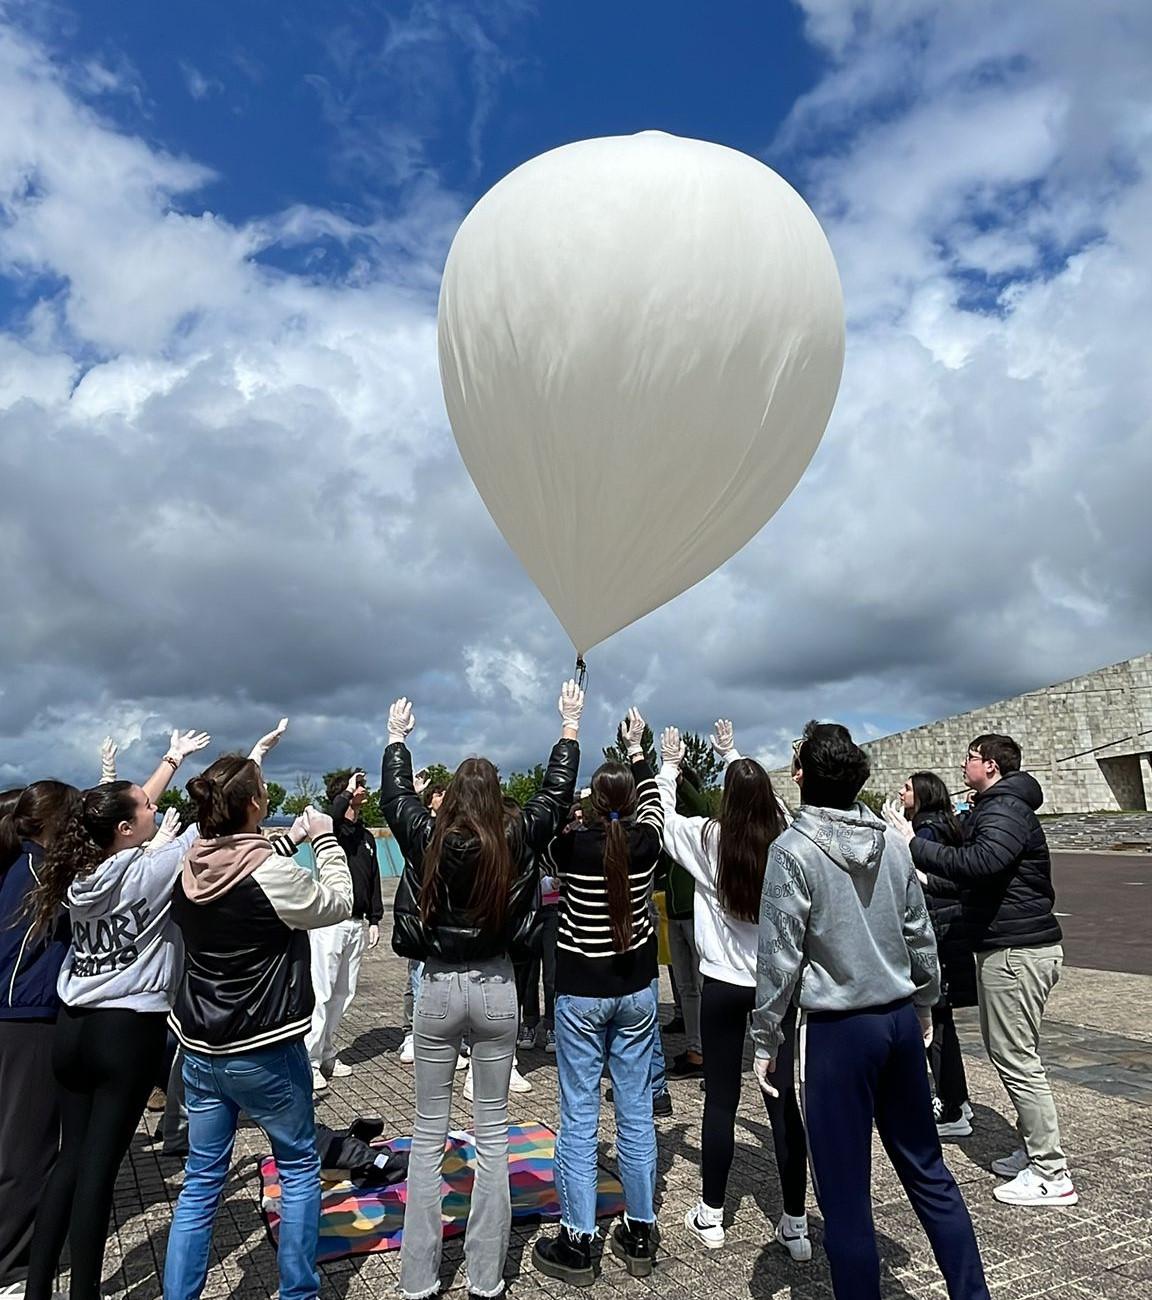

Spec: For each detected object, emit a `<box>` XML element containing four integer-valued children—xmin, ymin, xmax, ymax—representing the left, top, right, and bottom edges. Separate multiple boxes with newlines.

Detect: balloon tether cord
<box><xmin>575</xmin><ymin>656</ymin><xmax>587</xmax><ymax>691</ymax></box>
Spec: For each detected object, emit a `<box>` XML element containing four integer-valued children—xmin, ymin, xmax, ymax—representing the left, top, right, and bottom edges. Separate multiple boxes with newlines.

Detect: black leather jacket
<box><xmin>910</xmin><ymin>772</ymin><xmax>1062</xmax><ymax>951</ymax></box>
<box><xmin>383</xmin><ymin>738</ymin><xmax>579</xmax><ymax>963</ymax></box>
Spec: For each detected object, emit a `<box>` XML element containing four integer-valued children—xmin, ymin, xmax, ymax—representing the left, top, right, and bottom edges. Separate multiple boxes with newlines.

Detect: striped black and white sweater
<box><xmin>543</xmin><ymin>756</ymin><xmax>664</xmax><ymax>998</ymax></box>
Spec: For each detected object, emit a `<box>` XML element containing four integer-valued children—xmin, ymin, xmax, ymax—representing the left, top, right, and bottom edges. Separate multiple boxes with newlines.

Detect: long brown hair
<box><xmin>11</xmin><ymin>780</ymin><xmax>140</xmax><ymax>937</ymax></box>
<box><xmin>419</xmin><ymin>757</ymin><xmax>514</xmax><ymax>927</ymax></box>
<box><xmin>705</xmin><ymin>758</ymin><xmax>786</xmax><ymax>923</ymax></box>
<box><xmin>586</xmin><ymin>762</ymin><xmax>638</xmax><ymax>952</ymax></box>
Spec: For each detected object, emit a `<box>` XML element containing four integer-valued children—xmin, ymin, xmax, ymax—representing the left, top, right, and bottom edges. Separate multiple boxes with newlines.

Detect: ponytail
<box><xmin>587</xmin><ymin>762</ymin><xmax>638</xmax><ymax>954</ymax></box>
<box><xmin>603</xmin><ymin>816</ymin><xmax>632</xmax><ymax>952</ymax></box>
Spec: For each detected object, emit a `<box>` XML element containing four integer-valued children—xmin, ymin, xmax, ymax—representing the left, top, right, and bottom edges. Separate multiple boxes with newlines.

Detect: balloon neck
<box><xmin>574</xmin><ymin>655</ymin><xmax>587</xmax><ymax>691</ymax></box>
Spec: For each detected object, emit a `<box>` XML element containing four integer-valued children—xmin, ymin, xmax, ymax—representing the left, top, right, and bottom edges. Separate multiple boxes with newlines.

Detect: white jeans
<box><xmin>305</xmin><ymin>918</ymin><xmax>367</xmax><ymax>1068</ymax></box>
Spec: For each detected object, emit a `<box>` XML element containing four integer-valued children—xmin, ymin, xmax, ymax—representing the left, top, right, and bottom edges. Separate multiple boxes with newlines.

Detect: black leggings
<box><xmin>700</xmin><ymin>977</ymin><xmax>807</xmax><ymax>1216</ymax></box>
<box><xmin>929</xmin><ymin>1004</ymin><xmax>971</xmax><ymax>1118</ymax></box>
<box><xmin>25</xmin><ymin>1006</ymin><xmax>168</xmax><ymax>1300</ymax></box>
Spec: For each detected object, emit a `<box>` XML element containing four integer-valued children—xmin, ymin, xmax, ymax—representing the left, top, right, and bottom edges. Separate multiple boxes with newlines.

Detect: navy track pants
<box><xmin>801</xmin><ymin>998</ymin><xmax>989</xmax><ymax>1300</ymax></box>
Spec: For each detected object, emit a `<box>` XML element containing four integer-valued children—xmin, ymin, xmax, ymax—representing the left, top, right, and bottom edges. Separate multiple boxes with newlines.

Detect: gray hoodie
<box><xmin>58</xmin><ymin>825</ymin><xmax>198</xmax><ymax>1014</ymax></box>
<box><xmin>751</xmin><ymin>802</ymin><xmax>940</xmax><ymax>1057</ymax></box>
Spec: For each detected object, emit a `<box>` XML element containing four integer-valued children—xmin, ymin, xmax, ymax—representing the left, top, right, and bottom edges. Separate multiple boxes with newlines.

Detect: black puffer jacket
<box><xmin>909</xmin><ymin>772</ymin><xmax>1062</xmax><ymax>951</ymax></box>
<box><xmin>383</xmin><ymin>738</ymin><xmax>579</xmax><ymax>963</ymax></box>
<box><xmin>913</xmin><ymin>812</ymin><xmax>977</xmax><ymax>1008</ymax></box>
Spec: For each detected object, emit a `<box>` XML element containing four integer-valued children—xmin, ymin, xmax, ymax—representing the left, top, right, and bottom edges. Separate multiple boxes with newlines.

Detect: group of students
<box><xmin>0</xmin><ymin>678</ymin><xmax>1074</xmax><ymax>1300</ymax></box>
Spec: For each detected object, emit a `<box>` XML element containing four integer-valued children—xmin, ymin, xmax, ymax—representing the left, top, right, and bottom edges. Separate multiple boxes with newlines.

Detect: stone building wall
<box><xmin>772</xmin><ymin>652</ymin><xmax>1152</xmax><ymax>815</ymax></box>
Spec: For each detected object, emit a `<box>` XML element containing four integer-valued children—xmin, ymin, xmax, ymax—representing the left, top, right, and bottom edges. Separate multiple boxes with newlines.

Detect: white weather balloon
<box><xmin>438</xmin><ymin>130</ymin><xmax>844</xmax><ymax>655</ymax></box>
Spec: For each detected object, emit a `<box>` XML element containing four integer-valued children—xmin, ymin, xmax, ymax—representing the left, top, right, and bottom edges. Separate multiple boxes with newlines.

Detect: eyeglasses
<box><xmin>963</xmin><ymin>752</ymin><xmax>983</xmax><ymax>765</ymax></box>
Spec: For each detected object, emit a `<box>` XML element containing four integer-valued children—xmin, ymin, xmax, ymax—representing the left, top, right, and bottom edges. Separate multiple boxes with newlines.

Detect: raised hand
<box><xmin>165</xmin><ymin>730</ymin><xmax>212</xmax><ymax>765</ymax></box>
<box><xmin>413</xmin><ymin>771</ymin><xmax>430</xmax><ymax>796</ymax></box>
<box><xmin>388</xmin><ymin>698</ymin><xmax>415</xmax><ymax>746</ymax></box>
<box><xmin>661</xmin><ymin>726</ymin><xmax>686</xmax><ymax>767</ymax></box>
<box><xmin>711</xmin><ymin>718</ymin><xmax>735</xmax><ymax>758</ymax></box>
<box><xmin>301</xmin><ymin>805</ymin><xmax>334</xmax><ymax>841</ymax></box>
<box><xmin>558</xmin><ymin>680</ymin><xmax>584</xmax><ymax>731</ymax></box>
<box><xmin>144</xmin><ymin>806</ymin><xmax>182</xmax><ymax>854</ymax></box>
<box><xmin>249</xmin><ymin>718</ymin><xmax>289</xmax><ymax>766</ymax></box>
<box><xmin>621</xmin><ymin>707</ymin><xmax>646</xmax><ymax>757</ymax></box>
<box><xmin>100</xmin><ymin>737</ymin><xmax>118</xmax><ymax>785</ymax></box>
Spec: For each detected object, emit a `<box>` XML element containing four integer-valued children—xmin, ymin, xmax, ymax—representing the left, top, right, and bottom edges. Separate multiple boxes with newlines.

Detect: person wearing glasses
<box><xmin>885</xmin><ymin>734</ymin><xmax>1074</xmax><ymax>1209</ymax></box>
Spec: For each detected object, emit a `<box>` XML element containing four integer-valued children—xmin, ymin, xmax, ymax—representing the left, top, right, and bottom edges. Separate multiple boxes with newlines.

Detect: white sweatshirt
<box><xmin>657</xmin><ymin>756</ymin><xmax>792</xmax><ymax>988</ymax></box>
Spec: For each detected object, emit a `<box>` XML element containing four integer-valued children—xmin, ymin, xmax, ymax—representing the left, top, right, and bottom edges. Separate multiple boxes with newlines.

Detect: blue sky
<box><xmin>0</xmin><ymin>0</ymin><xmax>1149</xmax><ymax>790</ymax></box>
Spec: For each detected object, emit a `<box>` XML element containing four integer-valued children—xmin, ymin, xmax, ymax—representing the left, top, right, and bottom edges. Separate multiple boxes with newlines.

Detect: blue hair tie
<box><xmin>609</xmin><ymin>811</ymin><xmax>620</xmax><ymax>821</ymax></box>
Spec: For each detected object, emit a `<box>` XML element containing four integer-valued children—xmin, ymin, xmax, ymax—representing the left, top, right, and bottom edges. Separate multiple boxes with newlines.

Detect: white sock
<box><xmin>696</xmin><ymin>1201</ymin><xmax>724</xmax><ymax>1227</ymax></box>
<box><xmin>781</xmin><ymin>1213</ymin><xmax>808</xmax><ymax>1236</ymax></box>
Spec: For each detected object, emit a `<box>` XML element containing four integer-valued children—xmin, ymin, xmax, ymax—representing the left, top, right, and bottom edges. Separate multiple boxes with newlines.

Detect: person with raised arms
<box><xmin>531</xmin><ymin>708</ymin><xmax>665</xmax><ymax>1287</ymax></box>
<box><xmin>657</xmin><ymin>720</ymin><xmax>811</xmax><ymax>1260</ymax></box>
<box><xmin>383</xmin><ymin>682</ymin><xmax>581</xmax><ymax>1300</ymax></box>
<box><xmin>163</xmin><ymin>722</ymin><xmax>353</xmax><ymax>1300</ymax></box>
<box><xmin>20</xmin><ymin>726</ymin><xmax>216</xmax><ymax>1300</ymax></box>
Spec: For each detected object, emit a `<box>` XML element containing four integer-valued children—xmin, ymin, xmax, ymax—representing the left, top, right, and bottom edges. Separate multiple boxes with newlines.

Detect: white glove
<box><xmin>413</xmin><ymin>771</ymin><xmax>429</xmax><ymax>796</ymax></box>
<box><xmin>620</xmin><ymin>707</ymin><xmax>646</xmax><ymax>758</ymax></box>
<box><xmin>388</xmin><ymin>698</ymin><xmax>415</xmax><ymax>746</ymax></box>
<box><xmin>144</xmin><ymin>807</ymin><xmax>182</xmax><ymax>854</ymax></box>
<box><xmin>917</xmin><ymin>1005</ymin><xmax>934</xmax><ymax>1048</ymax></box>
<box><xmin>661</xmin><ymin>726</ymin><xmax>686</xmax><ymax>767</ymax></box>
<box><xmin>883</xmin><ymin>796</ymin><xmax>914</xmax><ymax>841</ymax></box>
<box><xmin>288</xmin><ymin>811</ymin><xmax>310</xmax><ymax>846</ymax></box>
<box><xmin>558</xmin><ymin>680</ymin><xmax>584</xmax><ymax>730</ymax></box>
<box><xmin>711</xmin><ymin>718</ymin><xmax>735</xmax><ymax>759</ymax></box>
<box><xmin>249</xmin><ymin>718</ymin><xmax>289</xmax><ymax>766</ymax></box>
<box><xmin>301</xmin><ymin>805</ymin><xmax>334</xmax><ymax>841</ymax></box>
<box><xmin>753</xmin><ymin>1055</ymin><xmax>779</xmax><ymax>1098</ymax></box>
<box><xmin>164</xmin><ymin>730</ymin><xmax>212</xmax><ymax>765</ymax></box>
<box><xmin>100</xmin><ymin>737</ymin><xmax>117</xmax><ymax>785</ymax></box>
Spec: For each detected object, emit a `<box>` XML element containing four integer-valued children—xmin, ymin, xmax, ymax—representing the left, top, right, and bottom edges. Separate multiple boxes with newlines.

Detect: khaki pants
<box><xmin>977</xmin><ymin>943</ymin><xmax>1067</xmax><ymax>1178</ymax></box>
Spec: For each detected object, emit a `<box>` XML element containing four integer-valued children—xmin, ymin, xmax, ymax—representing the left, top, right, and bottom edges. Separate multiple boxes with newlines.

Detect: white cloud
<box><xmin>0</xmin><ymin>3</ymin><xmax>1149</xmax><ymax>795</ymax></box>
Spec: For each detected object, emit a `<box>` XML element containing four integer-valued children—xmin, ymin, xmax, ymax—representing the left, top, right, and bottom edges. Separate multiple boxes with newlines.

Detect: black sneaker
<box><xmin>610</xmin><ymin>1217</ymin><xmax>657</xmax><ymax>1277</ymax></box>
<box><xmin>652</xmin><ymin>1089</ymin><xmax>673</xmax><ymax>1117</ymax></box>
<box><xmin>668</xmin><ymin>1051</ymin><xmax>704</xmax><ymax>1079</ymax></box>
<box><xmin>532</xmin><ymin>1225</ymin><xmax>596</xmax><ymax>1287</ymax></box>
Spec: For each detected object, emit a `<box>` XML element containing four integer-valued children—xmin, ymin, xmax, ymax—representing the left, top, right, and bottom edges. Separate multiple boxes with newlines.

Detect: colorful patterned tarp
<box><xmin>259</xmin><ymin>1122</ymin><xmax>625</xmax><ymax>1262</ymax></box>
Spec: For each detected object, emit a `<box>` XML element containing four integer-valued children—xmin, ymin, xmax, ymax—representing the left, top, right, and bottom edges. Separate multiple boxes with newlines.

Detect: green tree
<box><xmin>503</xmin><ymin>764</ymin><xmax>545</xmax><ymax>807</ymax></box>
<box><xmin>358</xmin><ymin>789</ymin><xmax>385</xmax><ymax>828</ymax></box>
<box><xmin>857</xmin><ymin>788</ymin><xmax>886</xmax><ymax>816</ymax></box>
<box><xmin>157</xmin><ymin>788</ymin><xmax>193</xmax><ymax>822</ymax></box>
<box><xmin>265</xmin><ymin>782</ymin><xmax>286</xmax><ymax>818</ymax></box>
<box><xmin>602</xmin><ymin>724</ymin><xmax>656</xmax><ymax>768</ymax></box>
<box><xmin>283</xmin><ymin>773</ymin><xmax>323</xmax><ymax>816</ymax></box>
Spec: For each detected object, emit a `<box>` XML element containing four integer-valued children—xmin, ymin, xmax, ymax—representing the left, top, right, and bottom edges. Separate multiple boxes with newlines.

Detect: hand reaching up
<box><xmin>388</xmin><ymin>699</ymin><xmax>415</xmax><ymax>746</ymax></box>
<box><xmin>249</xmin><ymin>718</ymin><xmax>289</xmax><ymax>766</ymax></box>
<box><xmin>165</xmin><ymin>730</ymin><xmax>212</xmax><ymax>766</ymax></box>
<box><xmin>661</xmin><ymin>726</ymin><xmax>686</xmax><ymax>767</ymax></box>
<box><xmin>558</xmin><ymin>680</ymin><xmax>584</xmax><ymax>733</ymax></box>
<box><xmin>100</xmin><ymin>737</ymin><xmax>118</xmax><ymax>785</ymax></box>
<box><xmin>711</xmin><ymin>718</ymin><xmax>735</xmax><ymax>759</ymax></box>
<box><xmin>620</xmin><ymin>707</ymin><xmax>646</xmax><ymax>758</ymax></box>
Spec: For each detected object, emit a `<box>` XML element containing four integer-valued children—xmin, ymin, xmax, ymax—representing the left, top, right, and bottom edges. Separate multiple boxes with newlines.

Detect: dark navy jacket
<box><xmin>0</xmin><ymin>841</ymin><xmax>70</xmax><ymax>1020</ymax></box>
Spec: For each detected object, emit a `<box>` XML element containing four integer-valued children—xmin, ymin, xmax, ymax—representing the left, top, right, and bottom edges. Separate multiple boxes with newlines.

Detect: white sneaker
<box><xmin>311</xmin><ymin>1067</ymin><xmax>328</xmax><ymax>1093</ymax></box>
<box><xmin>961</xmin><ymin>1101</ymin><xmax>974</xmax><ymax>1121</ymax></box>
<box><xmin>684</xmin><ymin>1202</ymin><xmax>725</xmax><ymax>1249</ymax></box>
<box><xmin>991</xmin><ymin>1148</ymin><xmax>1030</xmax><ymax>1178</ymax></box>
<box><xmin>462</xmin><ymin>1064</ymin><xmax>473</xmax><ymax>1101</ymax></box>
<box><xmin>509</xmin><ymin>1063</ymin><xmax>533</xmax><ymax>1094</ymax></box>
<box><xmin>992</xmin><ymin>1166</ymin><xmax>1078</xmax><ymax>1207</ymax></box>
<box><xmin>324</xmin><ymin>1058</ymin><xmax>352</xmax><ymax>1078</ymax></box>
<box><xmin>399</xmin><ymin>1033</ymin><xmax>415</xmax><ymax>1064</ymax></box>
<box><xmin>775</xmin><ymin>1214</ymin><xmax>812</xmax><ymax>1262</ymax></box>
<box><xmin>936</xmin><ymin>1114</ymin><xmax>973</xmax><ymax>1138</ymax></box>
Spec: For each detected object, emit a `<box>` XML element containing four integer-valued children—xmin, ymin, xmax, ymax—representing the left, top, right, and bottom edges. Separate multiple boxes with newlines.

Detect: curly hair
<box><xmin>797</xmin><ymin>720</ymin><xmax>870</xmax><ymax>810</ymax></box>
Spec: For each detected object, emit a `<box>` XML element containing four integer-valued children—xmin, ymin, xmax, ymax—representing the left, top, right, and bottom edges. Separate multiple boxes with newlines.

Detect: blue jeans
<box><xmin>163</xmin><ymin>1041</ymin><xmax>320</xmax><ymax>1300</ymax></box>
<box><xmin>554</xmin><ymin>987</ymin><xmax>657</xmax><ymax>1236</ymax></box>
<box><xmin>649</xmin><ymin>975</ymin><xmax>667</xmax><ymax>1098</ymax></box>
